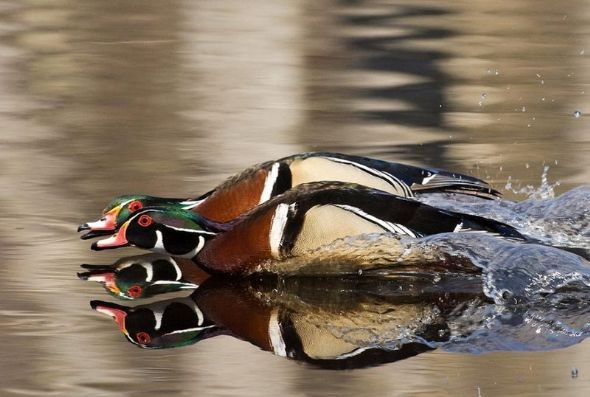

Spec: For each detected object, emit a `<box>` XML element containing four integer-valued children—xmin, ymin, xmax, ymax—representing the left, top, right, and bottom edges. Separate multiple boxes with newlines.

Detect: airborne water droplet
<box><xmin>571</xmin><ymin>368</ymin><xmax>579</xmax><ymax>378</ymax></box>
<box><xmin>573</xmin><ymin>110</ymin><xmax>582</xmax><ymax>118</ymax></box>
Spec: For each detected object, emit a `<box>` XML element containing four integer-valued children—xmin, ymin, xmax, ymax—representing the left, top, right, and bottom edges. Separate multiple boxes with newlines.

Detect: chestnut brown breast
<box><xmin>194</xmin><ymin>168</ymin><xmax>269</xmax><ymax>223</ymax></box>
<box><xmin>196</xmin><ymin>206</ymin><xmax>275</xmax><ymax>275</ymax></box>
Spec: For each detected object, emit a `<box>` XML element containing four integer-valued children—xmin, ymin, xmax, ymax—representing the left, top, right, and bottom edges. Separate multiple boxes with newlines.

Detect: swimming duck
<box><xmin>90</xmin><ymin>277</ymin><xmax>485</xmax><ymax>367</ymax></box>
<box><xmin>78</xmin><ymin>152</ymin><xmax>499</xmax><ymax>238</ymax></box>
<box><xmin>77</xmin><ymin>253</ymin><xmax>209</xmax><ymax>299</ymax></box>
<box><xmin>90</xmin><ymin>182</ymin><xmax>523</xmax><ymax>276</ymax></box>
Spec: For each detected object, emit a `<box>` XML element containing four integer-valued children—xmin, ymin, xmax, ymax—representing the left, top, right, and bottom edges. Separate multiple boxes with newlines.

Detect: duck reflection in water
<box><xmin>90</xmin><ymin>275</ymin><xmax>487</xmax><ymax>369</ymax></box>
<box><xmin>78</xmin><ymin>253</ymin><xmax>210</xmax><ymax>299</ymax></box>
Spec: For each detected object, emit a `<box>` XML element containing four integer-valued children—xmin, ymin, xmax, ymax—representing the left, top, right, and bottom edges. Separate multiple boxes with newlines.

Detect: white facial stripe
<box><xmin>326</xmin><ymin>157</ymin><xmax>413</xmax><ymax>197</ymax></box>
<box><xmin>268</xmin><ymin>309</ymin><xmax>287</xmax><ymax>357</ymax></box>
<box><xmin>453</xmin><ymin>222</ymin><xmax>463</xmax><ymax>232</ymax></box>
<box><xmin>114</xmin><ymin>199</ymin><xmax>133</xmax><ymax>213</ymax></box>
<box><xmin>124</xmin><ymin>334</ymin><xmax>140</xmax><ymax>346</ymax></box>
<box><xmin>194</xmin><ymin>304</ymin><xmax>205</xmax><ymax>325</ymax></box>
<box><xmin>269</xmin><ymin>203</ymin><xmax>290</xmax><ymax>257</ymax></box>
<box><xmin>152</xmin><ymin>280</ymin><xmax>198</xmax><ymax>288</ymax></box>
<box><xmin>164</xmin><ymin>325</ymin><xmax>216</xmax><ymax>337</ymax></box>
<box><xmin>259</xmin><ymin>162</ymin><xmax>280</xmax><ymax>204</ymax></box>
<box><xmin>334</xmin><ymin>204</ymin><xmax>417</xmax><ymax>238</ymax></box>
<box><xmin>169</xmin><ymin>257</ymin><xmax>182</xmax><ymax>281</ymax></box>
<box><xmin>166</xmin><ymin>224</ymin><xmax>216</xmax><ymax>235</ymax></box>
<box><xmin>154</xmin><ymin>230</ymin><xmax>166</xmax><ymax>253</ymax></box>
<box><xmin>144</xmin><ymin>263</ymin><xmax>154</xmax><ymax>282</ymax></box>
<box><xmin>153</xmin><ymin>309</ymin><xmax>164</xmax><ymax>331</ymax></box>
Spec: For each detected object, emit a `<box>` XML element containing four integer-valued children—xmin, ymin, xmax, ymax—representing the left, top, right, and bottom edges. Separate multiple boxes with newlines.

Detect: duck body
<box><xmin>193</xmin><ymin>152</ymin><xmax>500</xmax><ymax>223</ymax></box>
<box><xmin>79</xmin><ymin>152</ymin><xmax>499</xmax><ymax>238</ymax></box>
<box><xmin>196</xmin><ymin>183</ymin><xmax>519</xmax><ymax>275</ymax></box>
<box><xmin>92</xmin><ymin>182</ymin><xmax>524</xmax><ymax>276</ymax></box>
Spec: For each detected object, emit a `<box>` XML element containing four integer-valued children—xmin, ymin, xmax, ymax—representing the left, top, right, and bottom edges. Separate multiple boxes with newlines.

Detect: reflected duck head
<box><xmin>90</xmin><ymin>298</ymin><xmax>219</xmax><ymax>349</ymax></box>
<box><xmin>78</xmin><ymin>194</ymin><xmax>205</xmax><ymax>240</ymax></box>
<box><xmin>78</xmin><ymin>253</ymin><xmax>200</xmax><ymax>299</ymax></box>
<box><xmin>90</xmin><ymin>208</ymin><xmax>218</xmax><ymax>257</ymax></box>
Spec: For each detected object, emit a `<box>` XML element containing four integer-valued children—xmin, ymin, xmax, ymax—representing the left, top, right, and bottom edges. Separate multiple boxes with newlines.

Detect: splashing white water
<box><xmin>504</xmin><ymin>166</ymin><xmax>561</xmax><ymax>200</ymax></box>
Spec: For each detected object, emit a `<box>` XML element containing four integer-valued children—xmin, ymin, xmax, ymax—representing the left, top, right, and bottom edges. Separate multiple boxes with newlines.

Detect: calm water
<box><xmin>1</xmin><ymin>1</ymin><xmax>589</xmax><ymax>396</ymax></box>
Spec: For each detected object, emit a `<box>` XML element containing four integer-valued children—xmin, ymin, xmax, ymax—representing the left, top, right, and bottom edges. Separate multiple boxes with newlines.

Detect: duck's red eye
<box><xmin>136</xmin><ymin>331</ymin><xmax>151</xmax><ymax>344</ymax></box>
<box><xmin>127</xmin><ymin>285</ymin><xmax>143</xmax><ymax>298</ymax></box>
<box><xmin>128</xmin><ymin>200</ymin><xmax>143</xmax><ymax>213</ymax></box>
<box><xmin>138</xmin><ymin>215</ymin><xmax>152</xmax><ymax>227</ymax></box>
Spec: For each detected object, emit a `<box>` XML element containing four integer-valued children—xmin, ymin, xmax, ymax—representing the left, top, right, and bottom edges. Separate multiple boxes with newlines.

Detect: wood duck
<box><xmin>90</xmin><ymin>182</ymin><xmax>524</xmax><ymax>276</ymax></box>
<box><xmin>78</xmin><ymin>152</ymin><xmax>500</xmax><ymax>239</ymax></box>
<box><xmin>77</xmin><ymin>253</ymin><xmax>209</xmax><ymax>299</ymax></box>
<box><xmin>91</xmin><ymin>277</ymin><xmax>485</xmax><ymax>368</ymax></box>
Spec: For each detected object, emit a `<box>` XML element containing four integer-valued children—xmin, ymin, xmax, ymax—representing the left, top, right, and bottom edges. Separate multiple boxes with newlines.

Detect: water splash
<box><xmin>419</xmin><ymin>173</ymin><xmax>588</xmax><ymax>251</ymax></box>
<box><xmin>504</xmin><ymin>165</ymin><xmax>560</xmax><ymax>199</ymax></box>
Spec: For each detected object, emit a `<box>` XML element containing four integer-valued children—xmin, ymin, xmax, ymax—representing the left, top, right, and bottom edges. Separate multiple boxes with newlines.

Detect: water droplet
<box><xmin>573</xmin><ymin>110</ymin><xmax>582</xmax><ymax>118</ymax></box>
<box><xmin>541</xmin><ymin>97</ymin><xmax>546</xmax><ymax>101</ymax></box>
<box><xmin>541</xmin><ymin>80</ymin><xmax>544</xmax><ymax>85</ymax></box>
<box><xmin>438</xmin><ymin>329</ymin><xmax>446</xmax><ymax>337</ymax></box>
<box><xmin>525</xmin><ymin>163</ymin><xmax>530</xmax><ymax>169</ymax></box>
<box><xmin>571</xmin><ymin>368</ymin><xmax>579</xmax><ymax>378</ymax></box>
<box><xmin>580</xmin><ymin>49</ymin><xmax>585</xmax><ymax>55</ymax></box>
<box><xmin>522</xmin><ymin>106</ymin><xmax>527</xmax><ymax>112</ymax></box>
<box><xmin>357</xmin><ymin>269</ymin><xmax>363</xmax><ymax>276</ymax></box>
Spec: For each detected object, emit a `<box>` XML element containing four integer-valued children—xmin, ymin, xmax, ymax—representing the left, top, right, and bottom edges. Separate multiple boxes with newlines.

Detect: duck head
<box><xmin>90</xmin><ymin>208</ymin><xmax>218</xmax><ymax>257</ymax></box>
<box><xmin>78</xmin><ymin>253</ymin><xmax>199</xmax><ymax>300</ymax></box>
<box><xmin>90</xmin><ymin>298</ymin><xmax>220</xmax><ymax>349</ymax></box>
<box><xmin>78</xmin><ymin>194</ymin><xmax>204</xmax><ymax>240</ymax></box>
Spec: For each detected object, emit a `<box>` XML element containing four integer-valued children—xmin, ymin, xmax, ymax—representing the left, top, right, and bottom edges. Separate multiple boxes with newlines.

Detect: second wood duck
<box><xmin>78</xmin><ymin>152</ymin><xmax>499</xmax><ymax>239</ymax></box>
<box><xmin>90</xmin><ymin>182</ymin><xmax>523</xmax><ymax>276</ymax></box>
